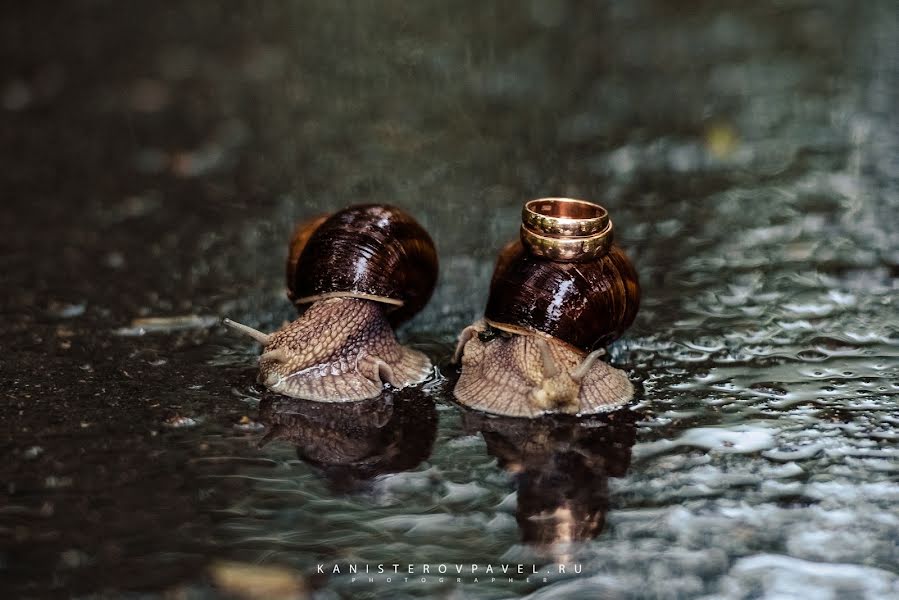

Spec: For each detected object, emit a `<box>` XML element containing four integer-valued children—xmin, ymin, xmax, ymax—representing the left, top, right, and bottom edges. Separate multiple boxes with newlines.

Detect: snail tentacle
<box><xmin>223</xmin><ymin>318</ymin><xmax>272</xmax><ymax>345</ymax></box>
<box><xmin>259</xmin><ymin>348</ymin><xmax>289</xmax><ymax>363</ymax></box>
<box><xmin>570</xmin><ymin>348</ymin><xmax>606</xmax><ymax>382</ymax></box>
<box><xmin>453</xmin><ymin>322</ymin><xmax>486</xmax><ymax>363</ymax></box>
<box><xmin>360</xmin><ymin>355</ymin><xmax>399</xmax><ymax>388</ymax></box>
<box><xmin>377</xmin><ymin>360</ymin><xmax>397</xmax><ymax>386</ymax></box>
<box><xmin>534</xmin><ymin>337</ymin><xmax>560</xmax><ymax>378</ymax></box>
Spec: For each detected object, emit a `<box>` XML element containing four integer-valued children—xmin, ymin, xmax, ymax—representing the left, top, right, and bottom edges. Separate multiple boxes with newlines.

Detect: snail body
<box><xmin>454</xmin><ymin>198</ymin><xmax>640</xmax><ymax>418</ymax></box>
<box><xmin>226</xmin><ymin>204</ymin><xmax>437</xmax><ymax>402</ymax></box>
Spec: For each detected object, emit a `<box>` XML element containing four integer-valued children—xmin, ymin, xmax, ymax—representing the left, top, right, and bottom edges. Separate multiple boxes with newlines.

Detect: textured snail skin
<box><xmin>256</xmin><ymin>297</ymin><xmax>431</xmax><ymax>402</ymax></box>
<box><xmin>453</xmin><ymin>321</ymin><xmax>633</xmax><ymax>418</ymax></box>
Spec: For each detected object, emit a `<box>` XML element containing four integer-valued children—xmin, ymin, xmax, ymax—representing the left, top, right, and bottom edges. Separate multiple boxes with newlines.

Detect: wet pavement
<box><xmin>2</xmin><ymin>1</ymin><xmax>898</xmax><ymax>598</ymax></box>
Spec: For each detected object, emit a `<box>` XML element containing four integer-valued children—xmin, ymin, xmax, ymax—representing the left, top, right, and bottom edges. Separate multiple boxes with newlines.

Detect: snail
<box><xmin>454</xmin><ymin>198</ymin><xmax>640</xmax><ymax>418</ymax></box>
<box><xmin>224</xmin><ymin>204</ymin><xmax>438</xmax><ymax>402</ymax></box>
<box><xmin>461</xmin><ymin>407</ymin><xmax>637</xmax><ymax>545</ymax></box>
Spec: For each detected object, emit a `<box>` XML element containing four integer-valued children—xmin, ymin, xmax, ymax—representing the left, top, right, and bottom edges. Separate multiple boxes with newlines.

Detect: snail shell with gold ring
<box><xmin>454</xmin><ymin>198</ymin><xmax>640</xmax><ymax>418</ymax></box>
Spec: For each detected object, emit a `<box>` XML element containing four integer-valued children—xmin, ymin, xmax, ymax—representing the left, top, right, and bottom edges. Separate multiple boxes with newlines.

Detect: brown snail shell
<box><xmin>453</xmin><ymin>198</ymin><xmax>640</xmax><ymax>418</ymax></box>
<box><xmin>286</xmin><ymin>204</ymin><xmax>438</xmax><ymax>326</ymax></box>
<box><xmin>485</xmin><ymin>239</ymin><xmax>640</xmax><ymax>352</ymax></box>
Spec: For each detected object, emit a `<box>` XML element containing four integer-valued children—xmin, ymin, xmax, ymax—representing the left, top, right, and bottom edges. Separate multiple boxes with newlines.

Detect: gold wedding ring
<box><xmin>523</xmin><ymin>198</ymin><xmax>609</xmax><ymax>237</ymax></box>
<box><xmin>520</xmin><ymin>197</ymin><xmax>614</xmax><ymax>261</ymax></box>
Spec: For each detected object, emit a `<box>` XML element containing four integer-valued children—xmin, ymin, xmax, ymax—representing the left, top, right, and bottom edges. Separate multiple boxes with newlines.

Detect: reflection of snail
<box><xmin>225</xmin><ymin>205</ymin><xmax>438</xmax><ymax>402</ymax></box>
<box><xmin>461</xmin><ymin>408</ymin><xmax>637</xmax><ymax>545</ymax></box>
<box><xmin>454</xmin><ymin>198</ymin><xmax>640</xmax><ymax>417</ymax></box>
<box><xmin>258</xmin><ymin>393</ymin><xmax>438</xmax><ymax>491</ymax></box>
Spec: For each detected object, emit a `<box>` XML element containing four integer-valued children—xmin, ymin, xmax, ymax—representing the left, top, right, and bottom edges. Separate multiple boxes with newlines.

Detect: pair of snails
<box><xmin>224</xmin><ymin>199</ymin><xmax>640</xmax><ymax>418</ymax></box>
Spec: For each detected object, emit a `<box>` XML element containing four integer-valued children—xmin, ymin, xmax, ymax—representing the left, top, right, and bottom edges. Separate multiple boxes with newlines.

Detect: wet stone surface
<box><xmin>2</xmin><ymin>1</ymin><xmax>898</xmax><ymax>599</ymax></box>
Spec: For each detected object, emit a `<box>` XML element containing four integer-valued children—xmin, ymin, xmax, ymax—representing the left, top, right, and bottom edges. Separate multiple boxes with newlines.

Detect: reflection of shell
<box><xmin>258</xmin><ymin>392</ymin><xmax>437</xmax><ymax>488</ymax></box>
<box><xmin>485</xmin><ymin>240</ymin><xmax>640</xmax><ymax>352</ymax></box>
<box><xmin>461</xmin><ymin>407</ymin><xmax>637</xmax><ymax>544</ymax></box>
<box><xmin>286</xmin><ymin>204</ymin><xmax>438</xmax><ymax>326</ymax></box>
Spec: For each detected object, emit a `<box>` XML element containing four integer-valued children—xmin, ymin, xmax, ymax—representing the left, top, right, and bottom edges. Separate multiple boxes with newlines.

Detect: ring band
<box><xmin>520</xmin><ymin>222</ymin><xmax>614</xmax><ymax>262</ymax></box>
<box><xmin>520</xmin><ymin>198</ymin><xmax>614</xmax><ymax>262</ymax></box>
<box><xmin>522</xmin><ymin>198</ymin><xmax>609</xmax><ymax>238</ymax></box>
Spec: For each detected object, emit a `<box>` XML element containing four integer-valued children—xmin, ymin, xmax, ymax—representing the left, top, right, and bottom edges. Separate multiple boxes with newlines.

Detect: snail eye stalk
<box><xmin>223</xmin><ymin>318</ymin><xmax>272</xmax><ymax>345</ymax></box>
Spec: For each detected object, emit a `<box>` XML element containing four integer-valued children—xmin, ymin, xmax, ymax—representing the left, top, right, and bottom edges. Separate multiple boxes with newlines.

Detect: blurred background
<box><xmin>2</xmin><ymin>1</ymin><xmax>897</xmax><ymax>598</ymax></box>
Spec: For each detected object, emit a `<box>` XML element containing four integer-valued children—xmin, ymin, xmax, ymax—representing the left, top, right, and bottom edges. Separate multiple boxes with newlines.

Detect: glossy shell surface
<box><xmin>287</xmin><ymin>204</ymin><xmax>438</xmax><ymax>325</ymax></box>
<box><xmin>484</xmin><ymin>240</ymin><xmax>640</xmax><ymax>351</ymax></box>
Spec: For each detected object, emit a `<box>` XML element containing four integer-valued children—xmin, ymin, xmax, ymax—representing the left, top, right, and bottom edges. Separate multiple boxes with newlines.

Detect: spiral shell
<box><xmin>286</xmin><ymin>204</ymin><xmax>438</xmax><ymax>325</ymax></box>
<box><xmin>484</xmin><ymin>239</ymin><xmax>640</xmax><ymax>352</ymax></box>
